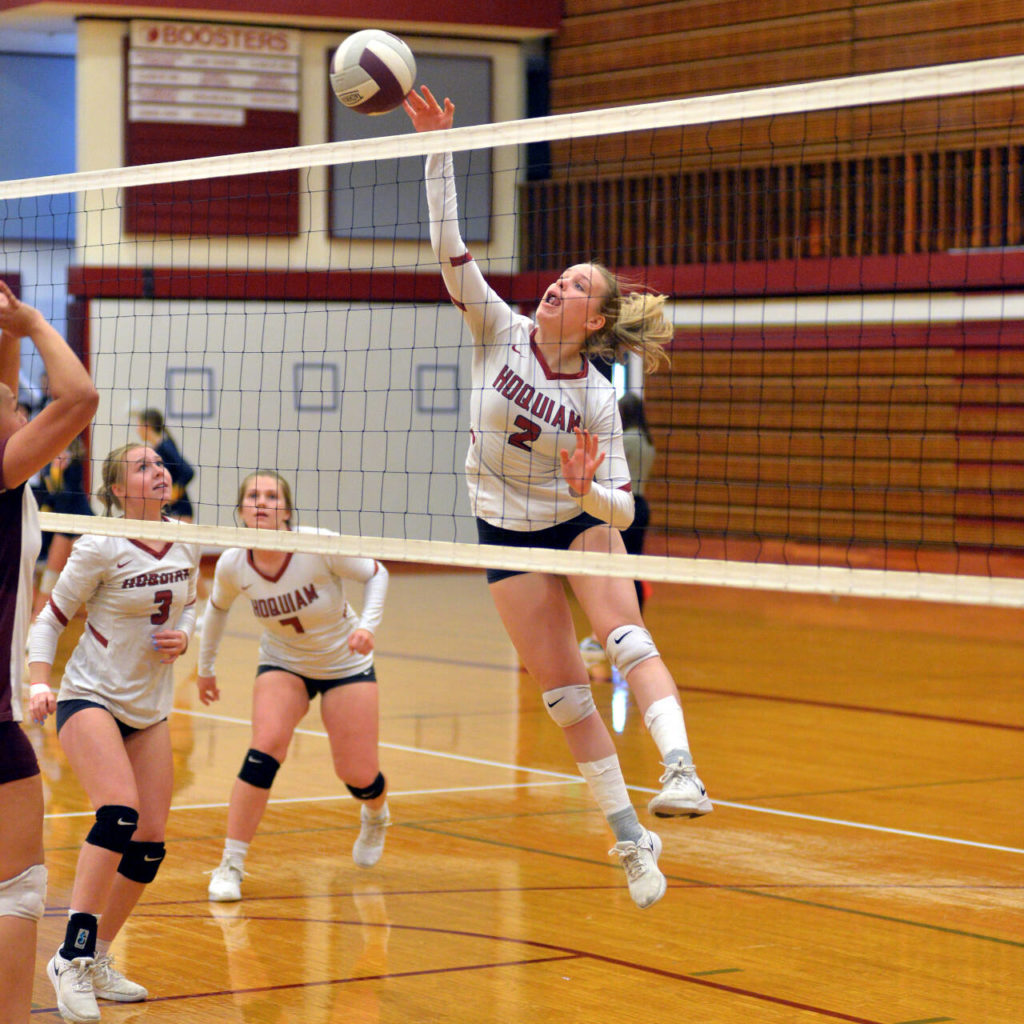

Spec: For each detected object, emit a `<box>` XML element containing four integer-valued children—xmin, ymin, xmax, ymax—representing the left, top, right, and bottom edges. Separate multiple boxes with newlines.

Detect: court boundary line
<box><xmin>56</xmin><ymin>706</ymin><xmax>1012</xmax><ymax>857</ymax></box>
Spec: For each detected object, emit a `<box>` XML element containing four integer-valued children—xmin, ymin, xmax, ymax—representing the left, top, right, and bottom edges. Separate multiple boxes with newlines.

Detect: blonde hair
<box><xmin>96</xmin><ymin>443</ymin><xmax>147</xmax><ymax>515</ymax></box>
<box><xmin>582</xmin><ymin>264</ymin><xmax>673</xmax><ymax>372</ymax></box>
<box><xmin>235</xmin><ymin>471</ymin><xmax>294</xmax><ymax>518</ymax></box>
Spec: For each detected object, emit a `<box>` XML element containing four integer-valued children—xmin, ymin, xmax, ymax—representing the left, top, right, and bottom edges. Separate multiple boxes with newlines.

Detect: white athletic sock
<box><xmin>224</xmin><ymin>838</ymin><xmax>249</xmax><ymax>864</ymax></box>
<box><xmin>363</xmin><ymin>801</ymin><xmax>389</xmax><ymax>822</ymax></box>
<box><xmin>643</xmin><ymin>696</ymin><xmax>692</xmax><ymax>763</ymax></box>
<box><xmin>94</xmin><ymin>938</ymin><xmax>111</xmax><ymax>959</ymax></box>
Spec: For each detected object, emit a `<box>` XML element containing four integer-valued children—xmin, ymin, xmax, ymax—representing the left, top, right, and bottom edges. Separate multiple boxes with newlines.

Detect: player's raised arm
<box><xmin>0</xmin><ymin>280</ymin><xmax>97</xmax><ymax>488</ymax></box>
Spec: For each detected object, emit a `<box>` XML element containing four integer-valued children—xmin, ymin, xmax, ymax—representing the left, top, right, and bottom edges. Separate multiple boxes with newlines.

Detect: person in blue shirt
<box><xmin>136</xmin><ymin>409</ymin><xmax>195</xmax><ymax>520</ymax></box>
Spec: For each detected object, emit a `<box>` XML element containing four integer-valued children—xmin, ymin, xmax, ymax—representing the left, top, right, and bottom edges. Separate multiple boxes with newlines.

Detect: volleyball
<box><xmin>330</xmin><ymin>30</ymin><xmax>416</xmax><ymax>116</ymax></box>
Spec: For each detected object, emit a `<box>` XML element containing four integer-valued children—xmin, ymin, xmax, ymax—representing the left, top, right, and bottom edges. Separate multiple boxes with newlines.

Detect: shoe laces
<box><xmin>209</xmin><ymin>859</ymin><xmax>244</xmax><ymax>881</ymax></box>
<box><xmin>91</xmin><ymin>954</ymin><xmax>115</xmax><ymax>982</ymax></box>
<box><xmin>610</xmin><ymin>839</ymin><xmax>651</xmax><ymax>882</ymax></box>
<box><xmin>92</xmin><ymin>953</ymin><xmax>126</xmax><ymax>985</ymax></box>
<box><xmin>659</xmin><ymin>760</ymin><xmax>697</xmax><ymax>788</ymax></box>
<box><xmin>360</xmin><ymin>813</ymin><xmax>390</xmax><ymax>842</ymax></box>
<box><xmin>64</xmin><ymin>958</ymin><xmax>96</xmax><ymax>993</ymax></box>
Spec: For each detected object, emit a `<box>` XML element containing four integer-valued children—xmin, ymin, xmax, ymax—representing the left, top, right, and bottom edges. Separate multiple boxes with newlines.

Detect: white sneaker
<box><xmin>609</xmin><ymin>828</ymin><xmax>666</xmax><ymax>909</ymax></box>
<box><xmin>91</xmin><ymin>954</ymin><xmax>147</xmax><ymax>1002</ymax></box>
<box><xmin>578</xmin><ymin>635</ymin><xmax>606</xmax><ymax>668</ymax></box>
<box><xmin>47</xmin><ymin>953</ymin><xmax>100</xmax><ymax>1023</ymax></box>
<box><xmin>647</xmin><ymin>759</ymin><xmax>714</xmax><ymax>818</ymax></box>
<box><xmin>352</xmin><ymin>805</ymin><xmax>390</xmax><ymax>869</ymax></box>
<box><xmin>208</xmin><ymin>857</ymin><xmax>244</xmax><ymax>902</ymax></box>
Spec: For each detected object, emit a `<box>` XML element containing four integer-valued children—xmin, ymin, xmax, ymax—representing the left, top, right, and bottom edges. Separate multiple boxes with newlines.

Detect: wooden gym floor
<box><xmin>28</xmin><ymin>568</ymin><xmax>1024</xmax><ymax>1023</ymax></box>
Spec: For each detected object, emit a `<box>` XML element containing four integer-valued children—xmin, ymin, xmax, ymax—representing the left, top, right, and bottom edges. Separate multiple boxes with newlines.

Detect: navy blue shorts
<box><xmin>476</xmin><ymin>513</ymin><xmax>605</xmax><ymax>583</ymax></box>
<box><xmin>256</xmin><ymin>664</ymin><xmax>376</xmax><ymax>701</ymax></box>
<box><xmin>0</xmin><ymin>721</ymin><xmax>40</xmax><ymax>784</ymax></box>
<box><xmin>55</xmin><ymin>699</ymin><xmax>156</xmax><ymax>738</ymax></box>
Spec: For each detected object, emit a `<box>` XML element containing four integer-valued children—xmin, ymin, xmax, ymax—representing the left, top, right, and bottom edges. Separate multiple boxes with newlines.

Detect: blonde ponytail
<box><xmin>582</xmin><ymin>264</ymin><xmax>672</xmax><ymax>372</ymax></box>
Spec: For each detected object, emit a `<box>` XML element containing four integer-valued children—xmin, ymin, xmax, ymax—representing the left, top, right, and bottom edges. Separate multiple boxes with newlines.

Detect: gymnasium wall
<box><xmin>550</xmin><ymin>1</ymin><xmax>1024</xmax><ymax>112</ymax></box>
<box><xmin>537</xmin><ymin>2</ymin><xmax>1024</xmax><ymax>566</ymax></box>
<box><xmin>88</xmin><ymin>297</ymin><xmax>476</xmax><ymax>541</ymax></box>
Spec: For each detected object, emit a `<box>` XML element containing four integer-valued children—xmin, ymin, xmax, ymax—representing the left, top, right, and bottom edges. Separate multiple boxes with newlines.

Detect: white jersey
<box><xmin>425</xmin><ymin>152</ymin><xmax>632</xmax><ymax>532</ymax></box>
<box><xmin>28</xmin><ymin>530</ymin><xmax>200</xmax><ymax>729</ymax></box>
<box><xmin>202</xmin><ymin>526</ymin><xmax>387</xmax><ymax>680</ymax></box>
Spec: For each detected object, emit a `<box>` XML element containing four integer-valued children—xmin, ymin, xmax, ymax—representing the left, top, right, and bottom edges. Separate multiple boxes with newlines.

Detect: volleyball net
<box><xmin>4</xmin><ymin>54</ymin><xmax>1024</xmax><ymax>605</ymax></box>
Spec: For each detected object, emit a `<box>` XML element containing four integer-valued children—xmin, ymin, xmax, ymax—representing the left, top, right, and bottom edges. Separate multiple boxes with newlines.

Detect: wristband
<box><xmin>29</xmin><ymin>683</ymin><xmax>53</xmax><ymax>699</ymax></box>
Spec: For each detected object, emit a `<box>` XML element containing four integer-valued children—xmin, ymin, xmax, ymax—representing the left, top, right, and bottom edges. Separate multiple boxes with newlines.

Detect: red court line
<box><xmin>98</xmin><ymin>910</ymin><xmax>892</xmax><ymax>1024</ymax></box>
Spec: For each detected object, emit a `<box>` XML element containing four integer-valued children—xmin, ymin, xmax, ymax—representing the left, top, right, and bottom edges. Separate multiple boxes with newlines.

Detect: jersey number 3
<box><xmin>508</xmin><ymin>415</ymin><xmax>541</xmax><ymax>452</ymax></box>
<box><xmin>151</xmin><ymin>589</ymin><xmax>173</xmax><ymax>626</ymax></box>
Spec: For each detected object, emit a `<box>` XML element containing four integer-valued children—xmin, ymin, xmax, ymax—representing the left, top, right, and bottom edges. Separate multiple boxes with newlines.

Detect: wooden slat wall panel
<box><xmin>553</xmin><ymin>1</ymin><xmax>1024</xmax><ymax>113</ymax></box>
<box><xmin>522</xmin><ymin>143</ymin><xmax>1024</xmax><ymax>267</ymax></box>
<box><xmin>643</xmin><ymin>342</ymin><xmax>1024</xmax><ymax>552</ymax></box>
<box><xmin>540</xmin><ymin>1</ymin><xmax>1024</xmax><ymax>560</ymax></box>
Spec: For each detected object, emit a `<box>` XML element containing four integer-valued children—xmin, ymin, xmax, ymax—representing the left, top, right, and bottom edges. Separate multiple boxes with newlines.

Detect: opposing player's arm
<box><xmin>0</xmin><ymin>282</ymin><xmax>97</xmax><ymax>487</ymax></box>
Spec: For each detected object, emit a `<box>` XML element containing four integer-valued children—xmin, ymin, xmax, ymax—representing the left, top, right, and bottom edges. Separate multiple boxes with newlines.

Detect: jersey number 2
<box><xmin>508</xmin><ymin>415</ymin><xmax>541</xmax><ymax>452</ymax></box>
<box><xmin>151</xmin><ymin>589</ymin><xmax>173</xmax><ymax>626</ymax></box>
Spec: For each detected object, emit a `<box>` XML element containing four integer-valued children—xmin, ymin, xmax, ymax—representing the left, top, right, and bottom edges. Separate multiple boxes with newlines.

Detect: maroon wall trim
<box><xmin>637</xmin><ymin>252</ymin><xmax>1024</xmax><ymax>299</ymax></box>
<box><xmin>70</xmin><ymin>252</ymin><xmax>1024</xmax><ymax>309</ymax></box>
<box><xmin>0</xmin><ymin>0</ymin><xmax>561</xmax><ymax>33</ymax></box>
<box><xmin>674</xmin><ymin>323</ymin><xmax>1024</xmax><ymax>352</ymax></box>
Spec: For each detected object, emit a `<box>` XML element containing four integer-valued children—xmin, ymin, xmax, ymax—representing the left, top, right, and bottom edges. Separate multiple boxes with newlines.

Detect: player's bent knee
<box><xmin>605</xmin><ymin>625</ymin><xmax>660</xmax><ymax>677</ymax></box>
<box><xmin>86</xmin><ymin>804</ymin><xmax>139</xmax><ymax>853</ymax></box>
<box><xmin>543</xmin><ymin>684</ymin><xmax>596</xmax><ymax>728</ymax></box>
<box><xmin>0</xmin><ymin>863</ymin><xmax>46</xmax><ymax>921</ymax></box>
<box><xmin>118</xmin><ymin>841</ymin><xmax>165</xmax><ymax>884</ymax></box>
<box><xmin>345</xmin><ymin>771</ymin><xmax>386</xmax><ymax>801</ymax></box>
<box><xmin>237</xmin><ymin>748</ymin><xmax>280</xmax><ymax>789</ymax></box>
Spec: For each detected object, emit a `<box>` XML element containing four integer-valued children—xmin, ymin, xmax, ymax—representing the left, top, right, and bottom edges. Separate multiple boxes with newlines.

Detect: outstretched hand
<box><xmin>403</xmin><ymin>85</ymin><xmax>455</xmax><ymax>132</ymax></box>
<box><xmin>0</xmin><ymin>279</ymin><xmax>43</xmax><ymax>338</ymax></box>
<box><xmin>560</xmin><ymin>428</ymin><xmax>605</xmax><ymax>496</ymax></box>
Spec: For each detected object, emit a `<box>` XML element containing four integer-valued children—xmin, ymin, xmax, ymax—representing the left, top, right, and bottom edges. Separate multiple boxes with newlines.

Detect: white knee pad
<box><xmin>605</xmin><ymin>625</ymin><xmax>660</xmax><ymax>677</ymax></box>
<box><xmin>0</xmin><ymin>863</ymin><xmax>47</xmax><ymax>921</ymax></box>
<box><xmin>542</xmin><ymin>684</ymin><xmax>596</xmax><ymax>728</ymax></box>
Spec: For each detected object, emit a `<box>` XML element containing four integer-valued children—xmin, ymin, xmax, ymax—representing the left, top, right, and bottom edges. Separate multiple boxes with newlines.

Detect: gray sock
<box><xmin>608</xmin><ymin>806</ymin><xmax>644</xmax><ymax>843</ymax></box>
<box><xmin>664</xmin><ymin>748</ymin><xmax>693</xmax><ymax>767</ymax></box>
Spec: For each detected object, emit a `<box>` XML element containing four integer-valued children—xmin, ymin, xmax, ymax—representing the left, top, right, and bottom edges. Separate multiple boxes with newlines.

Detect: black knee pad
<box><xmin>345</xmin><ymin>771</ymin><xmax>386</xmax><ymax>801</ymax></box>
<box><xmin>118</xmin><ymin>841</ymin><xmax>166</xmax><ymax>884</ymax></box>
<box><xmin>237</xmin><ymin>748</ymin><xmax>280</xmax><ymax>789</ymax></box>
<box><xmin>86</xmin><ymin>805</ymin><xmax>139</xmax><ymax>853</ymax></box>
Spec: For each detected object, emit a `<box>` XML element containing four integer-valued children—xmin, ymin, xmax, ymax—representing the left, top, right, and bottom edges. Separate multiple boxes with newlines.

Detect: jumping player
<box><xmin>404</xmin><ymin>86</ymin><xmax>712</xmax><ymax>910</ymax></box>
<box><xmin>197</xmin><ymin>471</ymin><xmax>390</xmax><ymax>902</ymax></box>
<box><xmin>0</xmin><ymin>281</ymin><xmax>97</xmax><ymax>1024</ymax></box>
<box><xmin>28</xmin><ymin>443</ymin><xmax>200</xmax><ymax>1023</ymax></box>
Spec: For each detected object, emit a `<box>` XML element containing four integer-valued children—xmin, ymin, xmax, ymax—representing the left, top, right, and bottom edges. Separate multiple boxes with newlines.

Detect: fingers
<box><xmin>30</xmin><ymin>694</ymin><xmax>55</xmax><ymax>724</ymax></box>
<box><xmin>152</xmin><ymin>629</ymin><xmax>187</xmax><ymax>663</ymax></box>
<box><xmin>348</xmin><ymin>630</ymin><xmax>374</xmax><ymax>655</ymax></box>
<box><xmin>402</xmin><ymin>85</ymin><xmax>454</xmax><ymax>126</ymax></box>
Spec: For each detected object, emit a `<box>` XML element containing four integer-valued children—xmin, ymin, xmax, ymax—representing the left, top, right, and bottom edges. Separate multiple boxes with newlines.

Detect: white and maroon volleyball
<box><xmin>330</xmin><ymin>30</ymin><xmax>416</xmax><ymax>116</ymax></box>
